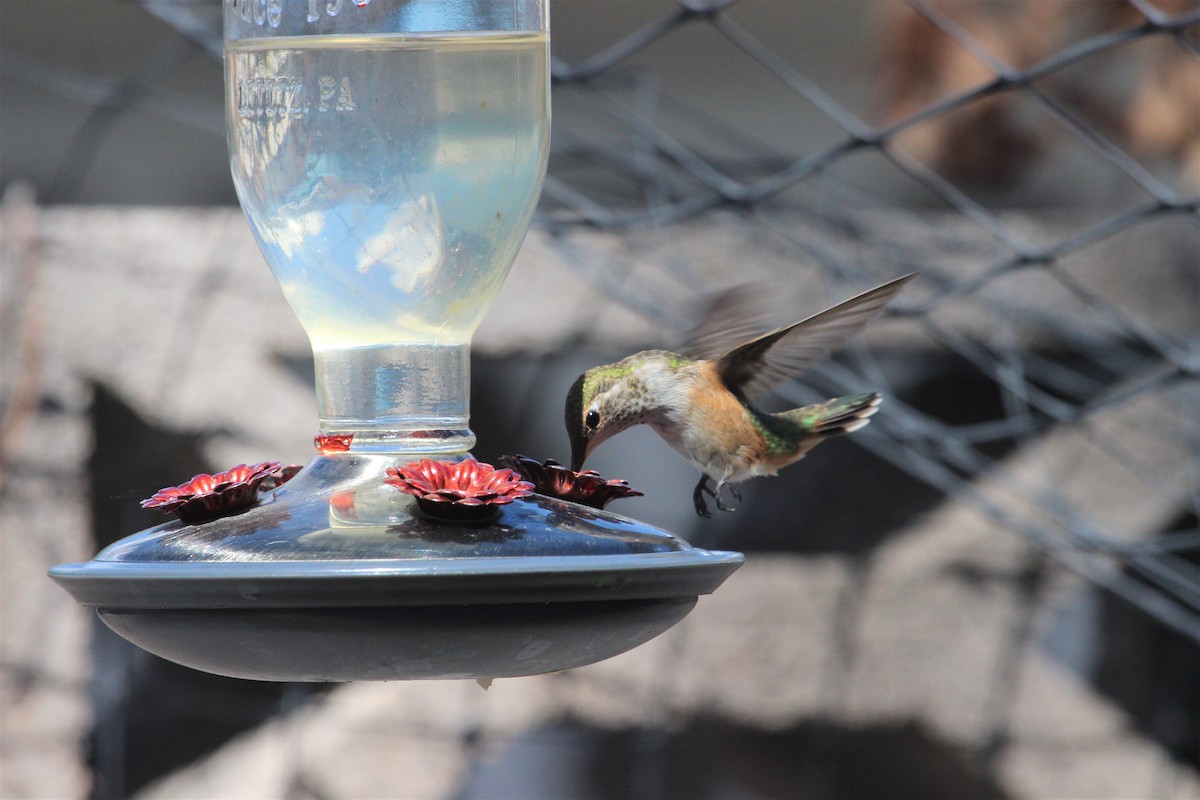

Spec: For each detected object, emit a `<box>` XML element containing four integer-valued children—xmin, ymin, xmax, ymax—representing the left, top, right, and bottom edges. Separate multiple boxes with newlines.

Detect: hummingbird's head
<box><xmin>561</xmin><ymin>355</ymin><xmax>676</xmax><ymax>472</ymax></box>
<box><xmin>564</xmin><ymin>360</ymin><xmax>646</xmax><ymax>471</ymax></box>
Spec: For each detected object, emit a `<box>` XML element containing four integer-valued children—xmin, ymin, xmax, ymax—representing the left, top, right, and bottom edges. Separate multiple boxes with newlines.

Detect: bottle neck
<box><xmin>312</xmin><ymin>342</ymin><xmax>474</xmax><ymax>456</ymax></box>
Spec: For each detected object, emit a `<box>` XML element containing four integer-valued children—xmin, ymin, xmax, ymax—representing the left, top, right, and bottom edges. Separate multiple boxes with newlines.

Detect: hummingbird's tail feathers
<box><xmin>795</xmin><ymin>392</ymin><xmax>882</xmax><ymax>438</ymax></box>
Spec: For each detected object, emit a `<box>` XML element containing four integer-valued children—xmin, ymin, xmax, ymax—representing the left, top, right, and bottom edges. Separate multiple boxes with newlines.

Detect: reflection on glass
<box><xmin>226</xmin><ymin>24</ymin><xmax>549</xmax><ymax>453</ymax></box>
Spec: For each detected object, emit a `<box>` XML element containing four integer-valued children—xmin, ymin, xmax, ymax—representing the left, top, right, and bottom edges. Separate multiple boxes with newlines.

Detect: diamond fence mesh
<box><xmin>8</xmin><ymin>0</ymin><xmax>1200</xmax><ymax>640</ymax></box>
<box><xmin>539</xmin><ymin>0</ymin><xmax>1200</xmax><ymax>642</ymax></box>
<box><xmin>1</xmin><ymin>2</ymin><xmax>1198</xmax><ymax>795</ymax></box>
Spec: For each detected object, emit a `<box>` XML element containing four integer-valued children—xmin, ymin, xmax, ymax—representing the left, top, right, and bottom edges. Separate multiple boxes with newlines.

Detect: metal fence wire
<box><xmin>548</xmin><ymin>1</ymin><xmax>1200</xmax><ymax>643</ymax></box>
<box><xmin>34</xmin><ymin>0</ymin><xmax>1200</xmax><ymax>644</ymax></box>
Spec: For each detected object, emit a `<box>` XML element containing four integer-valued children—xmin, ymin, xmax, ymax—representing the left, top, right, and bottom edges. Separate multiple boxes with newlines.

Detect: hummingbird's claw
<box><xmin>713</xmin><ymin>481</ymin><xmax>740</xmax><ymax>513</ymax></box>
<box><xmin>692</xmin><ymin>476</ymin><xmax>714</xmax><ymax>518</ymax></box>
<box><xmin>694</xmin><ymin>476</ymin><xmax>741</xmax><ymax>516</ymax></box>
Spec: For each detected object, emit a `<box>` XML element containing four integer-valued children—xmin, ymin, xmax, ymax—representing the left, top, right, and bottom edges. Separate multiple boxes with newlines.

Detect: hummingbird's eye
<box><xmin>585</xmin><ymin>409</ymin><xmax>600</xmax><ymax>431</ymax></box>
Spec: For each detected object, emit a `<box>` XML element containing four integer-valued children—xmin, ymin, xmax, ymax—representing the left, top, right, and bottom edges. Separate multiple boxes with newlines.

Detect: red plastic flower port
<box><xmin>141</xmin><ymin>461</ymin><xmax>283</xmax><ymax>523</ymax></box>
<box><xmin>314</xmin><ymin>433</ymin><xmax>353</xmax><ymax>454</ymax></box>
<box><xmin>385</xmin><ymin>459</ymin><xmax>533</xmax><ymax>522</ymax></box>
<box><xmin>262</xmin><ymin>464</ymin><xmax>303</xmax><ymax>491</ymax></box>
<box><xmin>499</xmin><ymin>455</ymin><xmax>643</xmax><ymax>509</ymax></box>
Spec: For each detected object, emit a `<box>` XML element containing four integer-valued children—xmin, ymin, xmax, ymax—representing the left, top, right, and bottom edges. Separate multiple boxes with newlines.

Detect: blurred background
<box><xmin>1</xmin><ymin>0</ymin><xmax>1198</xmax><ymax>798</ymax></box>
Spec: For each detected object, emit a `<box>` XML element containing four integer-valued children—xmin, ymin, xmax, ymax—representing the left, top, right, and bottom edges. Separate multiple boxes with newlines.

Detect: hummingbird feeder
<box><xmin>49</xmin><ymin>0</ymin><xmax>742</xmax><ymax>682</ymax></box>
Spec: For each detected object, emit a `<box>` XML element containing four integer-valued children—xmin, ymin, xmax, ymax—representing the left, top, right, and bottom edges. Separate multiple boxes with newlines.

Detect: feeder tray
<box><xmin>51</xmin><ymin>455</ymin><xmax>743</xmax><ymax>681</ymax></box>
<box><xmin>49</xmin><ymin>0</ymin><xmax>745</xmax><ymax>683</ymax></box>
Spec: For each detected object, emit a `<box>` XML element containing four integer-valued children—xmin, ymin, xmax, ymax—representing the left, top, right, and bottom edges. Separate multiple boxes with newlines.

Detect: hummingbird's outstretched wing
<box><xmin>681</xmin><ymin>284</ymin><xmax>778</xmax><ymax>362</ymax></box>
<box><xmin>715</xmin><ymin>273</ymin><xmax>916</xmax><ymax>400</ymax></box>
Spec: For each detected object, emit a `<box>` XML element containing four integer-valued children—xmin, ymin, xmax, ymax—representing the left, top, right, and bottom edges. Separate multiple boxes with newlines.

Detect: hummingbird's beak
<box><xmin>570</xmin><ymin>435</ymin><xmax>588</xmax><ymax>472</ymax></box>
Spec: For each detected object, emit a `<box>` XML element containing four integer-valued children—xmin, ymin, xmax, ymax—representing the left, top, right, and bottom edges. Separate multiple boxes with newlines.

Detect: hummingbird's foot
<box><xmin>713</xmin><ymin>481</ymin><xmax>741</xmax><ymax>513</ymax></box>
<box><xmin>692</xmin><ymin>476</ymin><xmax>714</xmax><ymax>518</ymax></box>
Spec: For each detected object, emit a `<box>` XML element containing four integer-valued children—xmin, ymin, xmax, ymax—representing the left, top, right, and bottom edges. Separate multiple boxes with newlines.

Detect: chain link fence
<box><xmin>3</xmin><ymin>0</ymin><xmax>1198</xmax><ymax>641</ymax></box>
<box><xmin>543</xmin><ymin>0</ymin><xmax>1200</xmax><ymax>644</ymax></box>
<box><xmin>1</xmin><ymin>2</ymin><xmax>1198</xmax><ymax>792</ymax></box>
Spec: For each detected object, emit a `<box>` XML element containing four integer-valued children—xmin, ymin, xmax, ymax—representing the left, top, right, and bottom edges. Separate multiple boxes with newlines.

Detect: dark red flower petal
<box><xmin>384</xmin><ymin>459</ymin><xmax>532</xmax><ymax>517</ymax></box>
<box><xmin>261</xmin><ymin>464</ymin><xmax>303</xmax><ymax>491</ymax></box>
<box><xmin>499</xmin><ymin>455</ymin><xmax>643</xmax><ymax>509</ymax></box>
<box><xmin>141</xmin><ymin>461</ymin><xmax>283</xmax><ymax>523</ymax></box>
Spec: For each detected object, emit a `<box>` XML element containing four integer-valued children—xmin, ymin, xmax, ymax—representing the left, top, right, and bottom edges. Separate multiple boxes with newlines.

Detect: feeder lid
<box><xmin>51</xmin><ymin>455</ymin><xmax>744</xmax><ymax>611</ymax></box>
<box><xmin>49</xmin><ymin>455</ymin><xmax>744</xmax><ymax>680</ymax></box>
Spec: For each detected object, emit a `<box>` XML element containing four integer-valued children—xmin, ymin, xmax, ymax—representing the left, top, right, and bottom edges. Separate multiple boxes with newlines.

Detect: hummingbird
<box><xmin>565</xmin><ymin>273</ymin><xmax>915</xmax><ymax>516</ymax></box>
